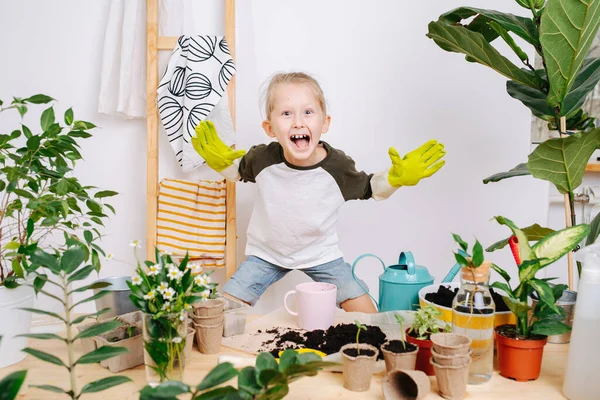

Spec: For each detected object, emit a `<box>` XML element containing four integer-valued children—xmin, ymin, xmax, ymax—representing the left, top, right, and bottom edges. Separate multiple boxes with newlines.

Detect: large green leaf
<box><xmin>439</xmin><ymin>7</ymin><xmax>539</xmax><ymax>46</ymax></box>
<box><xmin>493</xmin><ymin>216</ymin><xmax>536</xmax><ymax>263</ymax></box>
<box><xmin>197</xmin><ymin>362</ymin><xmax>238</xmax><ymax>391</ymax></box>
<box><xmin>540</xmin><ymin>0</ymin><xmax>600</xmax><ymax>111</ymax></box>
<box><xmin>530</xmin><ymin>278</ymin><xmax>561</xmax><ymax>313</ymax></box>
<box><xmin>482</xmin><ymin>163</ymin><xmax>531</xmax><ymax>184</ymax></box>
<box><xmin>506</xmin><ymin>80</ymin><xmax>555</xmax><ymax>120</ymax></box>
<box><xmin>563</xmin><ymin>57</ymin><xmax>600</xmax><ymax>118</ymax></box>
<box><xmin>532</xmin><ymin>224</ymin><xmax>590</xmax><ymax>269</ymax></box>
<box><xmin>427</xmin><ymin>21</ymin><xmax>544</xmax><ymax>89</ymax></box>
<box><xmin>0</xmin><ymin>370</ymin><xmax>27</xmax><ymax>400</ymax></box>
<box><xmin>502</xmin><ymin>296</ymin><xmax>531</xmax><ymax>320</ymax></box>
<box><xmin>528</xmin><ymin>128</ymin><xmax>600</xmax><ymax>194</ymax></box>
<box><xmin>486</xmin><ymin>223</ymin><xmax>555</xmax><ymax>252</ymax></box>
<box><xmin>60</xmin><ymin>246</ymin><xmax>86</xmax><ymax>274</ymax></box>
<box><xmin>76</xmin><ymin>345</ymin><xmax>128</xmax><ymax>365</ymax></box>
<box><xmin>80</xmin><ymin>376</ymin><xmax>132</xmax><ymax>394</ymax></box>
<box><xmin>74</xmin><ymin>320</ymin><xmax>122</xmax><ymax>340</ymax></box>
<box><xmin>22</xmin><ymin>348</ymin><xmax>66</xmax><ymax>367</ymax></box>
<box><xmin>586</xmin><ymin>210</ymin><xmax>600</xmax><ymax>245</ymax></box>
<box><xmin>532</xmin><ymin>318</ymin><xmax>571</xmax><ymax>336</ymax></box>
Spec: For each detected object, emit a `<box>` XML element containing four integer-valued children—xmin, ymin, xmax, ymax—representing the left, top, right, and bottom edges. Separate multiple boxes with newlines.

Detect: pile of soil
<box><xmin>343</xmin><ymin>348</ymin><xmax>376</xmax><ymax>357</ymax></box>
<box><xmin>424</xmin><ymin>285</ymin><xmax>510</xmax><ymax>312</ymax></box>
<box><xmin>259</xmin><ymin>323</ymin><xmax>387</xmax><ymax>360</ymax></box>
<box><xmin>383</xmin><ymin>340</ymin><xmax>417</xmax><ymax>353</ymax></box>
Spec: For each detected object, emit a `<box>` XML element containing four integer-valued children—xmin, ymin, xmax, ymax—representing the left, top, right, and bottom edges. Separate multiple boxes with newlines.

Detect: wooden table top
<box><xmin>1</xmin><ymin>327</ymin><xmax>569</xmax><ymax>399</ymax></box>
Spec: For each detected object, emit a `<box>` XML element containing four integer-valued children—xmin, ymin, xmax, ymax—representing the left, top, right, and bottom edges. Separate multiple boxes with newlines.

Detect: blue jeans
<box><xmin>222</xmin><ymin>256</ymin><xmax>369</xmax><ymax>307</ymax></box>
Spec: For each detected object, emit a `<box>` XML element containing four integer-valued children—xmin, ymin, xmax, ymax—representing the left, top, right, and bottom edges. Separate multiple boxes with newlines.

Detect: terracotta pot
<box><xmin>381</xmin><ymin>340</ymin><xmax>418</xmax><ymax>373</ymax></box>
<box><xmin>193</xmin><ymin>315</ymin><xmax>224</xmax><ymax>354</ymax></box>
<box><xmin>382</xmin><ymin>369</ymin><xmax>430</xmax><ymax>400</ymax></box>
<box><xmin>406</xmin><ymin>330</ymin><xmax>434</xmax><ymax>376</ymax></box>
<box><xmin>193</xmin><ymin>298</ymin><xmax>225</xmax><ymax>317</ymax></box>
<box><xmin>431</xmin><ymin>358</ymin><xmax>471</xmax><ymax>400</ymax></box>
<box><xmin>495</xmin><ymin>325</ymin><xmax>547</xmax><ymax>382</ymax></box>
<box><xmin>431</xmin><ymin>348</ymin><xmax>472</xmax><ymax>367</ymax></box>
<box><xmin>340</xmin><ymin>343</ymin><xmax>379</xmax><ymax>392</ymax></box>
<box><xmin>430</xmin><ymin>333</ymin><xmax>471</xmax><ymax>356</ymax></box>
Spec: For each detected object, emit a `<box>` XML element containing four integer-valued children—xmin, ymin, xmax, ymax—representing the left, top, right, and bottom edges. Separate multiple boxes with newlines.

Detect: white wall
<box><xmin>0</xmin><ymin>0</ymin><xmax>550</xmax><ymax>317</ymax></box>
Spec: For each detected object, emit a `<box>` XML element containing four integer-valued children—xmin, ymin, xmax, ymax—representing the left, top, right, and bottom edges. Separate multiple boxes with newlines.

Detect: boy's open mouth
<box><xmin>290</xmin><ymin>134</ymin><xmax>310</xmax><ymax>150</ymax></box>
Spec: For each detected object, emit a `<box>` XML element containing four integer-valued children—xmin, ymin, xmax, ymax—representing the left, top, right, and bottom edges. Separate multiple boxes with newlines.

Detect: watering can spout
<box><xmin>441</xmin><ymin>249</ymin><xmax>469</xmax><ymax>283</ymax></box>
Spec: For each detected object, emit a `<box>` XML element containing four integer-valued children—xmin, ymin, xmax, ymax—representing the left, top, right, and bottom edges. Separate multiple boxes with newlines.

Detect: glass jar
<box><xmin>451</xmin><ymin>264</ymin><xmax>495</xmax><ymax>385</ymax></box>
<box><xmin>142</xmin><ymin>311</ymin><xmax>188</xmax><ymax>387</ymax></box>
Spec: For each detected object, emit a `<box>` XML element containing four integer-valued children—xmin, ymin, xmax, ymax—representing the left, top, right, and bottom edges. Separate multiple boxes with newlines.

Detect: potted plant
<box><xmin>0</xmin><ymin>95</ymin><xmax>116</xmax><ymax>367</ymax></box>
<box><xmin>127</xmin><ymin>248</ymin><xmax>214</xmax><ymax>386</ymax></box>
<box><xmin>490</xmin><ymin>216</ymin><xmax>589</xmax><ymax>381</ymax></box>
<box><xmin>381</xmin><ymin>313</ymin><xmax>419</xmax><ymax>372</ymax></box>
<box><xmin>90</xmin><ymin>312</ymin><xmax>144</xmax><ymax>373</ymax></box>
<box><xmin>139</xmin><ymin>349</ymin><xmax>336</xmax><ymax>399</ymax></box>
<box><xmin>427</xmin><ymin>0</ymin><xmax>600</xmax><ymax>296</ymax></box>
<box><xmin>16</xmin><ymin>238</ymin><xmax>132</xmax><ymax>398</ymax></box>
<box><xmin>406</xmin><ymin>304</ymin><xmax>451</xmax><ymax>376</ymax></box>
<box><xmin>339</xmin><ymin>320</ymin><xmax>379</xmax><ymax>392</ymax></box>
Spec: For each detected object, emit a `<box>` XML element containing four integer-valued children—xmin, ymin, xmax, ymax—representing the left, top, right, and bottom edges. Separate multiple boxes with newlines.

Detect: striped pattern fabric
<box><xmin>157</xmin><ymin>179</ymin><xmax>227</xmax><ymax>268</ymax></box>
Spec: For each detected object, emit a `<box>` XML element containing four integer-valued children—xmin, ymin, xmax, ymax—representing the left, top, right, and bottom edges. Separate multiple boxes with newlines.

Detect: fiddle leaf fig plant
<box><xmin>139</xmin><ymin>350</ymin><xmax>336</xmax><ymax>400</ymax></box>
<box><xmin>490</xmin><ymin>216</ymin><xmax>589</xmax><ymax>338</ymax></box>
<box><xmin>427</xmin><ymin>1</ymin><xmax>600</xmax><ymax>269</ymax></box>
<box><xmin>0</xmin><ymin>95</ymin><xmax>117</xmax><ymax>288</ymax></box>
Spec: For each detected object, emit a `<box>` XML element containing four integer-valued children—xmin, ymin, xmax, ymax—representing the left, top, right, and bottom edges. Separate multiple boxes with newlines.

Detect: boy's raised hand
<box><xmin>387</xmin><ymin>140</ymin><xmax>446</xmax><ymax>187</ymax></box>
<box><xmin>192</xmin><ymin>121</ymin><xmax>246</xmax><ymax>172</ymax></box>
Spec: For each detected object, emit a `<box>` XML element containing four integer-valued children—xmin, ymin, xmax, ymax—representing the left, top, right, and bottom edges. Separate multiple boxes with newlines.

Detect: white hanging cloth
<box><xmin>97</xmin><ymin>0</ymin><xmax>195</xmax><ymax>119</ymax></box>
<box><xmin>157</xmin><ymin>35</ymin><xmax>236</xmax><ymax>172</ymax></box>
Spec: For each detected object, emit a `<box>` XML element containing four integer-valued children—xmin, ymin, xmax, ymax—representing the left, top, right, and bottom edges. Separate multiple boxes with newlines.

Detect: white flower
<box><xmin>147</xmin><ymin>264</ymin><xmax>162</xmax><ymax>276</ymax></box>
<box><xmin>131</xmin><ymin>275</ymin><xmax>142</xmax><ymax>286</ymax></box>
<box><xmin>200</xmin><ymin>289</ymin><xmax>211</xmax><ymax>300</ymax></box>
<box><xmin>159</xmin><ymin>249</ymin><xmax>172</xmax><ymax>256</ymax></box>
<box><xmin>190</xmin><ymin>263</ymin><xmax>203</xmax><ymax>274</ymax></box>
<box><xmin>165</xmin><ymin>263</ymin><xmax>175</xmax><ymax>270</ymax></box>
<box><xmin>162</xmin><ymin>302</ymin><xmax>171</xmax><ymax>311</ymax></box>
<box><xmin>184</xmin><ymin>303</ymin><xmax>191</xmax><ymax>311</ymax></box>
<box><xmin>162</xmin><ymin>287</ymin><xmax>176</xmax><ymax>301</ymax></box>
<box><xmin>194</xmin><ymin>274</ymin><xmax>208</xmax><ymax>287</ymax></box>
<box><xmin>129</xmin><ymin>240</ymin><xmax>142</xmax><ymax>248</ymax></box>
<box><xmin>143</xmin><ymin>290</ymin><xmax>155</xmax><ymax>300</ymax></box>
<box><xmin>105</xmin><ymin>253</ymin><xmax>114</xmax><ymax>261</ymax></box>
<box><xmin>167</xmin><ymin>266</ymin><xmax>183</xmax><ymax>280</ymax></box>
<box><xmin>172</xmin><ymin>337</ymin><xmax>182</xmax><ymax>344</ymax></box>
<box><xmin>157</xmin><ymin>281</ymin><xmax>169</xmax><ymax>294</ymax></box>
<box><xmin>179</xmin><ymin>312</ymin><xmax>186</xmax><ymax>321</ymax></box>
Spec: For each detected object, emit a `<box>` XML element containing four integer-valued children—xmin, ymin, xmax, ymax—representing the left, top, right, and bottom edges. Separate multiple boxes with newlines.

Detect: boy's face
<box><xmin>262</xmin><ymin>83</ymin><xmax>331</xmax><ymax>167</ymax></box>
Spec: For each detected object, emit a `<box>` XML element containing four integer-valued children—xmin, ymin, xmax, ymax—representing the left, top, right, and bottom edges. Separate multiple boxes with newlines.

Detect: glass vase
<box><xmin>142</xmin><ymin>311</ymin><xmax>188</xmax><ymax>387</ymax></box>
<box><xmin>451</xmin><ymin>264</ymin><xmax>495</xmax><ymax>385</ymax></box>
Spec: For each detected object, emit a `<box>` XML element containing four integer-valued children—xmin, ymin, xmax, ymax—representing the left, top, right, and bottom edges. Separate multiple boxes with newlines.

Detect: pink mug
<box><xmin>284</xmin><ymin>282</ymin><xmax>337</xmax><ymax>330</ymax></box>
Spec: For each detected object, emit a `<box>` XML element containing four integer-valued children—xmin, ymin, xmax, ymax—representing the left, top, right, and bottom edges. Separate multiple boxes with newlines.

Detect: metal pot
<box><xmin>531</xmin><ymin>289</ymin><xmax>577</xmax><ymax>344</ymax></box>
<box><xmin>92</xmin><ymin>276</ymin><xmax>136</xmax><ymax>320</ymax></box>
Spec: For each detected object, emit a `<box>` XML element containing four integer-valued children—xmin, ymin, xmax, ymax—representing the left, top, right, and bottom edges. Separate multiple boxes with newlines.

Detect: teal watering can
<box><xmin>351</xmin><ymin>250</ymin><xmax>465</xmax><ymax>312</ymax></box>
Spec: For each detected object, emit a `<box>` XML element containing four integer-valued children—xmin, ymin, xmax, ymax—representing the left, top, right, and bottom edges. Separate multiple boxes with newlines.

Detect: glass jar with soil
<box><xmin>451</xmin><ymin>263</ymin><xmax>495</xmax><ymax>385</ymax></box>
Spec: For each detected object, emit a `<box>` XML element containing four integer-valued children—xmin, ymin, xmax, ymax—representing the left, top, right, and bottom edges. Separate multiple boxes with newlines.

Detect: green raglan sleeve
<box><xmin>322</xmin><ymin>146</ymin><xmax>373</xmax><ymax>201</ymax></box>
<box><xmin>238</xmin><ymin>143</ymin><xmax>282</xmax><ymax>183</ymax></box>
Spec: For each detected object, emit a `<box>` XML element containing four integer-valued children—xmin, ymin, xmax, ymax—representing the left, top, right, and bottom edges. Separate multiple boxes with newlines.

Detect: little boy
<box><xmin>193</xmin><ymin>72</ymin><xmax>445</xmax><ymax>313</ymax></box>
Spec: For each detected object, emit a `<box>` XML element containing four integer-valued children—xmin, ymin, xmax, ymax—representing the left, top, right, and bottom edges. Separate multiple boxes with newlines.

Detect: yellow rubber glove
<box><xmin>192</xmin><ymin>121</ymin><xmax>246</xmax><ymax>172</ymax></box>
<box><xmin>388</xmin><ymin>140</ymin><xmax>446</xmax><ymax>187</ymax></box>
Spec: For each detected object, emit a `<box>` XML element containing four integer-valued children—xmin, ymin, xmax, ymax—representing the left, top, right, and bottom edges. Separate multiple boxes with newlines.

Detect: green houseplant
<box><xmin>427</xmin><ymin>0</ymin><xmax>600</xmax><ymax>279</ymax></box>
<box><xmin>17</xmin><ymin>238</ymin><xmax>132</xmax><ymax>398</ymax></box>
<box><xmin>406</xmin><ymin>304</ymin><xmax>451</xmax><ymax>376</ymax></box>
<box><xmin>380</xmin><ymin>314</ymin><xmax>419</xmax><ymax>373</ymax></box>
<box><xmin>0</xmin><ymin>95</ymin><xmax>116</xmax><ymax>367</ymax></box>
<box><xmin>490</xmin><ymin>216</ymin><xmax>589</xmax><ymax>381</ymax></box>
<box><xmin>139</xmin><ymin>350</ymin><xmax>336</xmax><ymax>399</ymax></box>
<box><xmin>339</xmin><ymin>320</ymin><xmax>379</xmax><ymax>392</ymax></box>
<box><xmin>127</xmin><ymin>248</ymin><xmax>216</xmax><ymax>386</ymax></box>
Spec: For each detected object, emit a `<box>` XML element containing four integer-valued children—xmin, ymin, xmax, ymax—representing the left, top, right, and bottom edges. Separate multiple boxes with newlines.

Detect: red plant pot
<box><xmin>495</xmin><ymin>325</ymin><xmax>548</xmax><ymax>382</ymax></box>
<box><xmin>406</xmin><ymin>329</ymin><xmax>434</xmax><ymax>376</ymax></box>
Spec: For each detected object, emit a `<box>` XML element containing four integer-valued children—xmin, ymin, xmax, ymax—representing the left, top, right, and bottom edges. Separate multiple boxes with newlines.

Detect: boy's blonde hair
<box><xmin>264</xmin><ymin>72</ymin><xmax>327</xmax><ymax>119</ymax></box>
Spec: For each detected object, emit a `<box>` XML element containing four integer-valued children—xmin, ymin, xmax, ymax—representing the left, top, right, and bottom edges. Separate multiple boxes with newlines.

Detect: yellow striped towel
<box><xmin>157</xmin><ymin>179</ymin><xmax>227</xmax><ymax>268</ymax></box>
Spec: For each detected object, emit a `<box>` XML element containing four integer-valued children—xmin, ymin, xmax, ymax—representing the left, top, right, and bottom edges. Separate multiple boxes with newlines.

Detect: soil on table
<box><xmin>424</xmin><ymin>285</ymin><xmax>510</xmax><ymax>312</ymax></box>
<box><xmin>383</xmin><ymin>340</ymin><xmax>417</xmax><ymax>354</ymax></box>
<box><xmin>343</xmin><ymin>348</ymin><xmax>376</xmax><ymax>357</ymax></box>
<box><xmin>496</xmin><ymin>324</ymin><xmax>546</xmax><ymax>341</ymax></box>
<box><xmin>259</xmin><ymin>323</ymin><xmax>387</xmax><ymax>360</ymax></box>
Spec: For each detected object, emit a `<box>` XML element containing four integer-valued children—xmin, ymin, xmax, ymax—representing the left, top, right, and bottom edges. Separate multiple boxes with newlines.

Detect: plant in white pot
<box><xmin>0</xmin><ymin>95</ymin><xmax>116</xmax><ymax>367</ymax></box>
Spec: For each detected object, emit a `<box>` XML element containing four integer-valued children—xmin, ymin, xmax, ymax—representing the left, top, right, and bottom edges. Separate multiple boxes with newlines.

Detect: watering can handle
<box><xmin>351</xmin><ymin>254</ymin><xmax>386</xmax><ymax>310</ymax></box>
<box><xmin>399</xmin><ymin>251</ymin><xmax>416</xmax><ymax>275</ymax></box>
<box><xmin>441</xmin><ymin>248</ymin><xmax>470</xmax><ymax>283</ymax></box>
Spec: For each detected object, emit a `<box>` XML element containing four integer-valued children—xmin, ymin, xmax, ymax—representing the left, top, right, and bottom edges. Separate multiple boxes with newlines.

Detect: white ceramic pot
<box><xmin>0</xmin><ymin>280</ymin><xmax>35</xmax><ymax>367</ymax></box>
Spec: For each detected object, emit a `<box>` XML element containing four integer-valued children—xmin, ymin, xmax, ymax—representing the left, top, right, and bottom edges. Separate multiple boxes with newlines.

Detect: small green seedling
<box><xmin>394</xmin><ymin>313</ymin><xmax>407</xmax><ymax>350</ymax></box>
<box><xmin>354</xmin><ymin>319</ymin><xmax>367</xmax><ymax>355</ymax></box>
